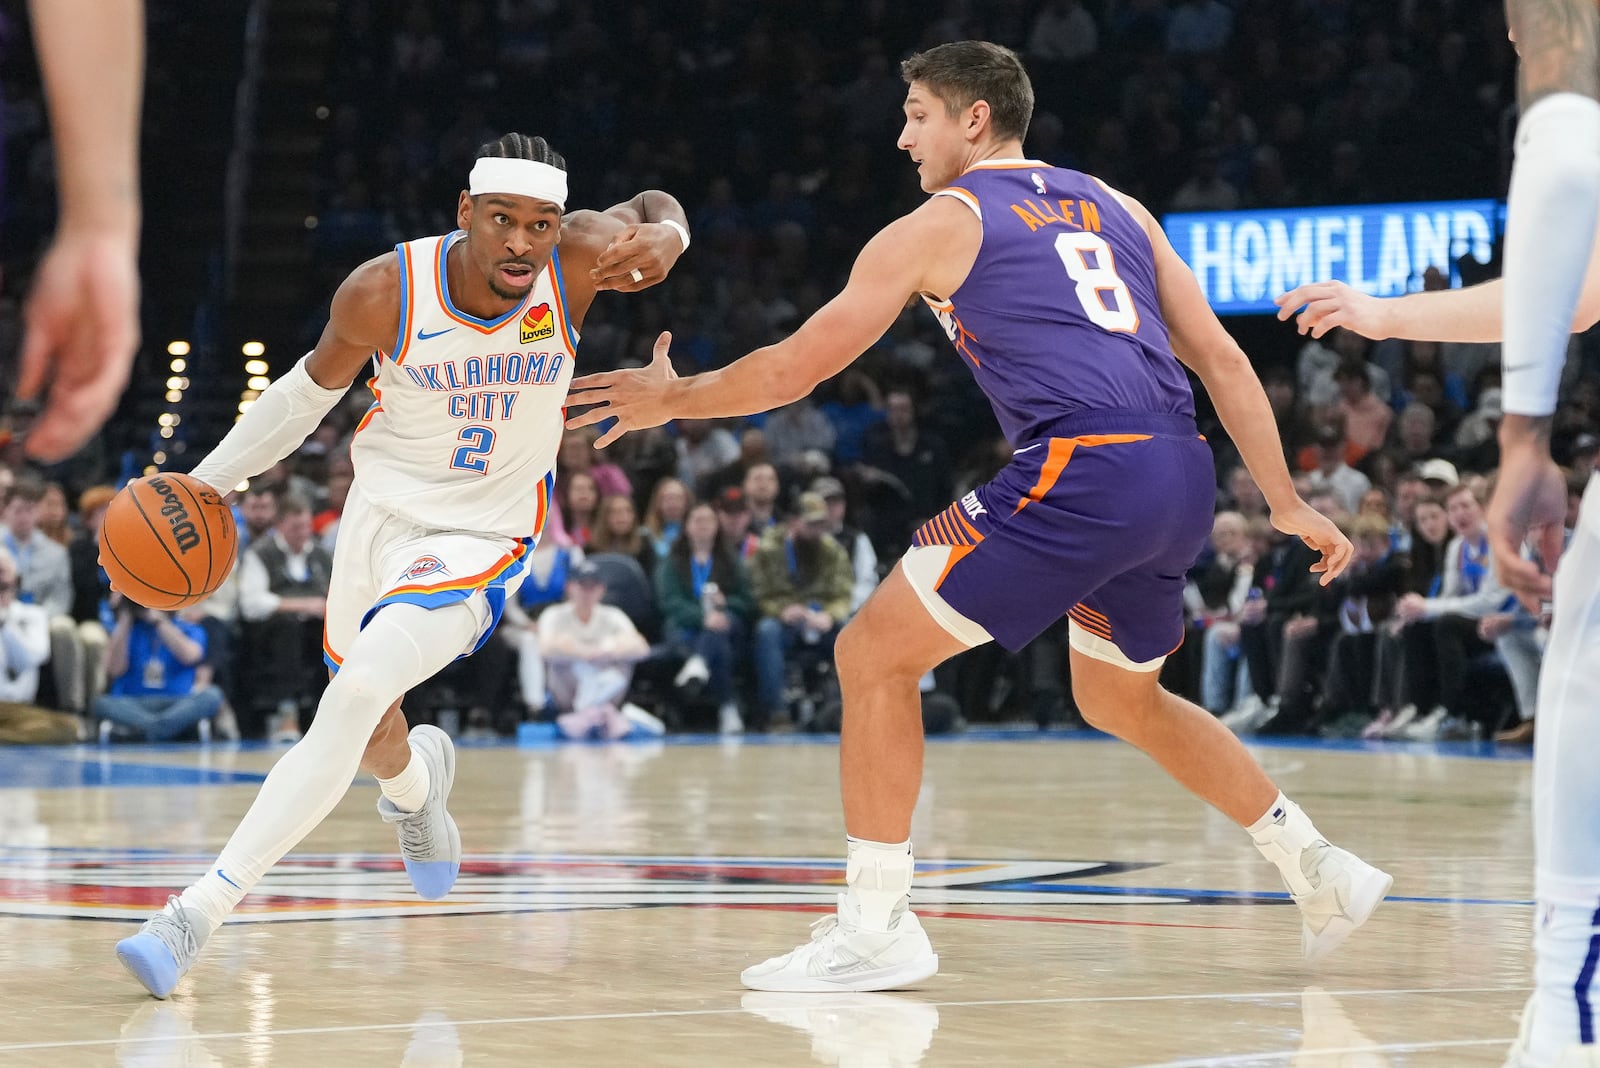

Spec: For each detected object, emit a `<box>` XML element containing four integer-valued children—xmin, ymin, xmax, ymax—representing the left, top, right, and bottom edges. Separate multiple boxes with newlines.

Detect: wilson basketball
<box><xmin>99</xmin><ymin>473</ymin><xmax>238</xmax><ymax>610</ymax></box>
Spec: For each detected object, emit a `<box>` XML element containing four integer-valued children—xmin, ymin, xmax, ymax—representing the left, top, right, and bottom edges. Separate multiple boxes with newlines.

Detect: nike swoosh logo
<box><xmin>216</xmin><ymin>869</ymin><xmax>242</xmax><ymax>890</ymax></box>
<box><xmin>416</xmin><ymin>327</ymin><xmax>455</xmax><ymax>341</ymax></box>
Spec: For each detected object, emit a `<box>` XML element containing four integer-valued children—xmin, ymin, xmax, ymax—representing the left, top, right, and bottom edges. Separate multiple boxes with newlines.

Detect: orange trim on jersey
<box><xmin>1068</xmin><ymin>606</ymin><xmax>1113</xmax><ymax>640</ymax></box>
<box><xmin>385</xmin><ymin>541</ymin><xmax>528</xmax><ymax>599</ymax></box>
<box><xmin>392</xmin><ymin>242</ymin><xmax>418</xmax><ymax>364</ymax></box>
<box><xmin>933</xmin><ymin>543</ymin><xmax>976</xmax><ymax>590</ymax></box>
<box><xmin>350</xmin><ymin>377</ymin><xmax>384</xmax><ymax>443</ymax></box>
<box><xmin>950</xmin><ymin>509</ymin><xmax>982</xmax><ymax>544</ymax></box>
<box><xmin>935</xmin><ymin>187</ymin><xmax>982</xmax><ymax>216</ymax></box>
<box><xmin>433</xmin><ymin>235</ymin><xmax>533</xmax><ymax>334</ymax></box>
<box><xmin>547</xmin><ymin>246</ymin><xmax>579</xmax><ymax>353</ymax></box>
<box><xmin>934</xmin><ymin>511</ymin><xmax>965</xmax><ymax>547</ymax></box>
<box><xmin>322</xmin><ymin>631</ymin><xmax>345</xmax><ymax>668</ymax></box>
<box><xmin>532</xmin><ymin>474</ymin><xmax>551</xmax><ymax>536</ymax></box>
<box><xmin>1015</xmin><ymin>439</ymin><xmax>1078</xmax><ymax>514</ymax></box>
<box><xmin>962</xmin><ymin>159</ymin><xmax>1049</xmax><ymax>172</ymax></box>
<box><xmin>922</xmin><ymin>295</ymin><xmax>954</xmax><ymax>313</ymax></box>
<box><xmin>1072</xmin><ymin>602</ymin><xmax>1111</xmax><ymax>626</ymax></box>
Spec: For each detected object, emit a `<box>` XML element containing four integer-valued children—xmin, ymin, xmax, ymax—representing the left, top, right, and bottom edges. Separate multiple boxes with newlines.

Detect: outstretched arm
<box><xmin>192</xmin><ymin>256</ymin><xmax>397</xmax><ymax>493</ymax></box>
<box><xmin>567</xmin><ymin>202</ymin><xmax>967</xmax><ymax>446</ymax></box>
<box><xmin>17</xmin><ymin>0</ymin><xmax>146</xmax><ymax>461</ymax></box>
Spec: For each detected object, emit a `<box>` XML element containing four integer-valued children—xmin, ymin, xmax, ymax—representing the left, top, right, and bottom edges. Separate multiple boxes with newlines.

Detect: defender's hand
<box><xmin>1274</xmin><ymin>281</ymin><xmax>1392</xmax><ymax>340</ymax></box>
<box><xmin>566</xmin><ymin>331</ymin><xmax>679</xmax><ymax>447</ymax></box>
<box><xmin>1269</xmin><ymin>499</ymin><xmax>1354</xmax><ymax>585</ymax></box>
<box><xmin>1487</xmin><ymin>416</ymin><xmax>1566</xmax><ymax>608</ymax></box>
<box><xmin>18</xmin><ymin>228</ymin><xmax>140</xmax><ymax>461</ymax></box>
<box><xmin>591</xmin><ymin>223</ymin><xmax>684</xmax><ymax>292</ymax></box>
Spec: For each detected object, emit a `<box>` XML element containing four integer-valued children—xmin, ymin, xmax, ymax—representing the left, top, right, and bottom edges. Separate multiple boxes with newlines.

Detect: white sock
<box><xmin>1246</xmin><ymin>792</ymin><xmax>1324</xmax><ymax>896</ymax></box>
<box><xmin>845</xmin><ymin>836</ymin><xmax>913</xmax><ymax>932</ymax></box>
<box><xmin>377</xmin><ymin>750</ymin><xmax>431</xmax><ymax>814</ymax></box>
<box><xmin>1528</xmin><ymin>901</ymin><xmax>1600</xmax><ymax>1061</ymax></box>
<box><xmin>1502</xmin><ymin>92</ymin><xmax>1600</xmax><ymax>416</ymax></box>
<box><xmin>174</xmin><ymin>600</ymin><xmax>484</xmax><ymax>930</ymax></box>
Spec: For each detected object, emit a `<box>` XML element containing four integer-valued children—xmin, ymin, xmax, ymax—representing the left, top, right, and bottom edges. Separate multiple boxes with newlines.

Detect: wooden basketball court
<box><xmin>0</xmin><ymin>733</ymin><xmax>1534</xmax><ymax>1065</ymax></box>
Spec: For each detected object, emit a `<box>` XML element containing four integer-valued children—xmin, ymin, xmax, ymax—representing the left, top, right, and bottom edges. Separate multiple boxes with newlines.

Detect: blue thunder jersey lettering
<box><xmin>923</xmin><ymin>160</ymin><xmax>1195</xmax><ymax>445</ymax></box>
<box><xmin>350</xmin><ymin>231</ymin><xmax>578</xmax><ymax>540</ymax></box>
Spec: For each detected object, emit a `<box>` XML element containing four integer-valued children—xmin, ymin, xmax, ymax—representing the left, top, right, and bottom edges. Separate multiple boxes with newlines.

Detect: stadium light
<box><xmin>169</xmin><ymin>358</ymin><xmax>187</xmax><ymax>373</ymax></box>
<box><xmin>165</xmin><ymin>390</ymin><xmax>182</xmax><ymax>403</ymax></box>
<box><xmin>246</xmin><ymin>375</ymin><xmax>271</xmax><ymax>391</ymax></box>
<box><xmin>152</xmin><ymin>451</ymin><xmax>167</xmax><ymax>465</ymax></box>
<box><xmin>244</xmin><ymin>359</ymin><xmax>269</xmax><ymax>376</ymax></box>
<box><xmin>167</xmin><ymin>341</ymin><xmax>190</xmax><ymax>357</ymax></box>
<box><xmin>241</xmin><ymin>341</ymin><xmax>265</xmax><ymax>357</ymax></box>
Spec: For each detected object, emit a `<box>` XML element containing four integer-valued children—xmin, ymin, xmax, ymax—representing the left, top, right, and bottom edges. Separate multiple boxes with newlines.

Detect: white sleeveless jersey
<box><xmin>350</xmin><ymin>231</ymin><xmax>577</xmax><ymax>540</ymax></box>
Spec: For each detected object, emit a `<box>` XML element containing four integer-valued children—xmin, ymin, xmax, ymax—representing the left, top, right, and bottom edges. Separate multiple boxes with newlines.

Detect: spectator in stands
<box><xmin>37</xmin><ymin>483</ymin><xmax>71</xmax><ymax>545</ymax></box>
<box><xmin>538</xmin><ymin>560</ymin><xmax>653</xmax><ymax>741</ymax></box>
<box><xmin>560</xmin><ymin>426</ymin><xmax>632</xmax><ymax>501</ymax></box>
<box><xmin>589</xmin><ymin>494</ymin><xmax>658</xmax><ymax>579</ymax></box>
<box><xmin>658</xmin><ymin>501</ymin><xmax>755</xmax><ymax>734</ymax></box>
<box><xmin>643</xmin><ymin>477</ymin><xmax>692</xmax><ymax>559</ymax></box>
<box><xmin>236</xmin><ymin>484</ymin><xmax>279</xmax><ymax>552</ymax></box>
<box><xmin>93</xmin><ymin>594</ymin><xmax>223</xmax><ymax>743</ymax></box>
<box><xmin>0</xmin><ymin>545</ymin><xmax>51</xmax><ymax>707</ymax></box>
<box><xmin>1320</xmin><ymin>515</ymin><xmax>1407</xmax><ymax>737</ymax></box>
<box><xmin>1334</xmin><ymin>358</ymin><xmax>1393</xmax><ymax>459</ymax></box>
<box><xmin>65</xmin><ymin>486</ymin><xmax>115</xmax><ymax>716</ymax></box>
<box><xmin>1028</xmin><ymin>0</ymin><xmax>1099</xmax><ymax>64</ymax></box>
<box><xmin>742</xmin><ymin>461</ymin><xmax>784</xmax><ymax>537</ymax></box>
<box><xmin>1222</xmin><ymin>464</ymin><xmax>1270</xmax><ymax>521</ymax></box>
<box><xmin>1479</xmin><ymin>599</ymin><xmax>1546</xmax><ymax>746</ymax></box>
<box><xmin>716</xmin><ymin>486</ymin><xmax>759</xmax><ymax>561</ymax></box>
<box><xmin>702</xmin><ymin>426</ymin><xmax>771</xmax><ymax>498</ymax></box>
<box><xmin>3</xmin><ymin>479</ymin><xmax>82</xmax><ymax>713</ymax></box>
<box><xmin>860</xmin><ymin>387</ymin><xmax>953</xmax><ymax>556</ymax></box>
<box><xmin>238</xmin><ymin>495</ymin><xmax>332</xmax><ymax>742</ymax></box>
<box><xmin>558</xmin><ymin>471</ymin><xmax>602</xmax><ymax>549</ymax></box>
<box><xmin>1193</xmin><ymin>511</ymin><xmax>1256</xmax><ymax>715</ymax></box>
<box><xmin>1166</xmin><ymin>0</ymin><xmax>1233</xmax><ymax>55</ymax></box>
<box><xmin>763</xmin><ymin>399</ymin><xmax>837</xmax><ymax>468</ymax></box>
<box><xmin>1390</xmin><ymin>483</ymin><xmax>1506</xmax><ymax>740</ymax></box>
<box><xmin>749</xmin><ymin>492</ymin><xmax>852</xmax><ymax>731</ymax></box>
<box><xmin>1569</xmin><ymin>432</ymin><xmax>1598</xmax><ymax>481</ymax></box>
<box><xmin>500</xmin><ymin>535</ymin><xmax>584</xmax><ymax>715</ymax></box>
<box><xmin>1393</xmin><ymin>403</ymin><xmax>1439</xmax><ymax>467</ymax></box>
<box><xmin>314</xmin><ymin>454</ymin><xmax>354</xmax><ymax>551</ymax></box>
<box><xmin>818</xmin><ymin>369</ymin><xmax>884</xmax><ymax>464</ymax></box>
<box><xmin>1306</xmin><ymin>423</ymin><xmax>1372</xmax><ymax>514</ymax></box>
<box><xmin>811</xmin><ymin>476</ymin><xmax>878</xmax><ymax>613</ymax></box>
<box><xmin>675</xmin><ymin>418</ymin><xmax>740</xmax><ymax>494</ymax></box>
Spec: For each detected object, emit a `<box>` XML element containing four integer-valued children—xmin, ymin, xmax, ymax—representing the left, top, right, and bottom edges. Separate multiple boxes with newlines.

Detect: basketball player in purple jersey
<box><xmin>1280</xmin><ymin>5</ymin><xmax>1600</xmax><ymax>1062</ymax></box>
<box><xmin>570</xmin><ymin>42</ymin><xmax>1390</xmax><ymax>991</ymax></box>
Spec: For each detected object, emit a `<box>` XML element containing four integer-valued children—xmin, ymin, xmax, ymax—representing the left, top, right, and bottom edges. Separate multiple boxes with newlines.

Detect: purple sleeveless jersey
<box><xmin>923</xmin><ymin>160</ymin><xmax>1195</xmax><ymax>444</ymax></box>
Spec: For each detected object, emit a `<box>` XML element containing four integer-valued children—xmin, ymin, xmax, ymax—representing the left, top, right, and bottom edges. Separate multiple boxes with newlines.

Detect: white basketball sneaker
<box><xmin>1504</xmin><ymin>995</ymin><xmax>1600</xmax><ymax>1067</ymax></box>
<box><xmin>1292</xmin><ymin>841</ymin><xmax>1393</xmax><ymax>962</ymax></box>
<box><xmin>741</xmin><ymin>893</ymin><xmax>939</xmax><ymax>992</ymax></box>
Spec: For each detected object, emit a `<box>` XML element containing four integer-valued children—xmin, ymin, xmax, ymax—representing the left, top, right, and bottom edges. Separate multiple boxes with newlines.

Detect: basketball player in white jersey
<box><xmin>113</xmin><ymin>133</ymin><xmax>690</xmax><ymax>998</ymax></box>
<box><xmin>1280</xmin><ymin>9</ymin><xmax>1600</xmax><ymax>1055</ymax></box>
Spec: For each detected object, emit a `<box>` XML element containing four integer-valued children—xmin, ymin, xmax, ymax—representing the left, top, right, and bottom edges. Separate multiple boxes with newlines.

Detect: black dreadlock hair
<box><xmin>474</xmin><ymin>132</ymin><xmax>566</xmax><ymax>172</ymax></box>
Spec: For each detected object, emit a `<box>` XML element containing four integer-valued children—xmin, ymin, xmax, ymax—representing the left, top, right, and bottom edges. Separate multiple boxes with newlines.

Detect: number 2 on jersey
<box><xmin>451</xmin><ymin>425</ymin><xmax>496</xmax><ymax>474</ymax></box>
<box><xmin>1054</xmin><ymin>232</ymin><xmax>1139</xmax><ymax>333</ymax></box>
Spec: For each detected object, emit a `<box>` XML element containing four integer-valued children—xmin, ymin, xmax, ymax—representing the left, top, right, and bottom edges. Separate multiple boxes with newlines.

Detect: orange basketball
<box><xmin>99</xmin><ymin>473</ymin><xmax>238</xmax><ymax>610</ymax></box>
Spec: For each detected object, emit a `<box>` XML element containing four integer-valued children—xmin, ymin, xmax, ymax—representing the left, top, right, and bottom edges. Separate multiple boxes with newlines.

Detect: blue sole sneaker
<box><xmin>378</xmin><ymin>724</ymin><xmax>462</xmax><ymax>899</ymax></box>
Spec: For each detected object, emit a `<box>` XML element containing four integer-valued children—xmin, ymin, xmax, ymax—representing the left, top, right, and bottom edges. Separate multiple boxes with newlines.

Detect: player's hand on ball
<box><xmin>591</xmin><ymin>223</ymin><xmax>683</xmax><ymax>292</ymax></box>
<box><xmin>566</xmin><ymin>331</ymin><xmax>679</xmax><ymax>448</ymax></box>
<box><xmin>1274</xmin><ymin>280</ymin><xmax>1392</xmax><ymax>340</ymax></box>
<box><xmin>1270</xmin><ymin>499</ymin><xmax>1354</xmax><ymax>585</ymax></box>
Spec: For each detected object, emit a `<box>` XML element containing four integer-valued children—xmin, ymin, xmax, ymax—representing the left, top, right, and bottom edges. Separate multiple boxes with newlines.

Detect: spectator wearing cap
<box><xmin>657</xmin><ymin>501</ymin><xmax>755</xmax><ymax>734</ymax></box>
<box><xmin>1417</xmin><ymin>458</ymin><xmax>1460</xmax><ymax>492</ymax></box>
<box><xmin>1334</xmin><ymin>358</ymin><xmax>1392</xmax><ymax>459</ymax></box>
<box><xmin>715</xmin><ymin>486</ymin><xmax>760</xmax><ymax>561</ymax></box>
<box><xmin>811</xmin><ymin>476</ymin><xmax>878</xmax><ymax>613</ymax></box>
<box><xmin>749</xmin><ymin>492</ymin><xmax>853</xmax><ymax>730</ymax></box>
<box><xmin>538</xmin><ymin>559</ymin><xmax>653</xmax><ymax>740</ymax></box>
<box><xmin>1305</xmin><ymin>423</ymin><xmax>1371</xmax><ymax>515</ymax></box>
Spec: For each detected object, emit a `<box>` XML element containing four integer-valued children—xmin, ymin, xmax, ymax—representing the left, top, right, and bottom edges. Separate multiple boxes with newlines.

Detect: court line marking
<box><xmin>1134</xmin><ymin>1037</ymin><xmax>1509</xmax><ymax>1066</ymax></box>
<box><xmin>0</xmin><ymin>985</ymin><xmax>1531</xmax><ymax>1052</ymax></box>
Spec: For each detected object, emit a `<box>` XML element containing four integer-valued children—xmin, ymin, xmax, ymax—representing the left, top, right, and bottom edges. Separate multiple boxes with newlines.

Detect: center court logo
<box><xmin>519</xmin><ymin>302</ymin><xmax>555</xmax><ymax>345</ymax></box>
<box><xmin>0</xmin><ymin>849</ymin><xmax>1277</xmax><ymax>922</ymax></box>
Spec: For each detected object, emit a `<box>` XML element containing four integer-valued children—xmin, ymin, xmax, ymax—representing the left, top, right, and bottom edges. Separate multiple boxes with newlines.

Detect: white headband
<box><xmin>468</xmin><ymin>157</ymin><xmax>568</xmax><ymax>210</ymax></box>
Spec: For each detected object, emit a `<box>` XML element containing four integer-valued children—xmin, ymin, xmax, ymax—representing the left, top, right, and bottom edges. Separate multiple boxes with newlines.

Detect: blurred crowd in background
<box><xmin>0</xmin><ymin>1</ymin><xmax>1595</xmax><ymax>744</ymax></box>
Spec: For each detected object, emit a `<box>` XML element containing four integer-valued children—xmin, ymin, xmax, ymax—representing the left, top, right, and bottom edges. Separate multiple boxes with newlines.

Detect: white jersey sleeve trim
<box><xmin>933</xmin><ymin>188</ymin><xmax>982</xmax><ymax>220</ymax></box>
